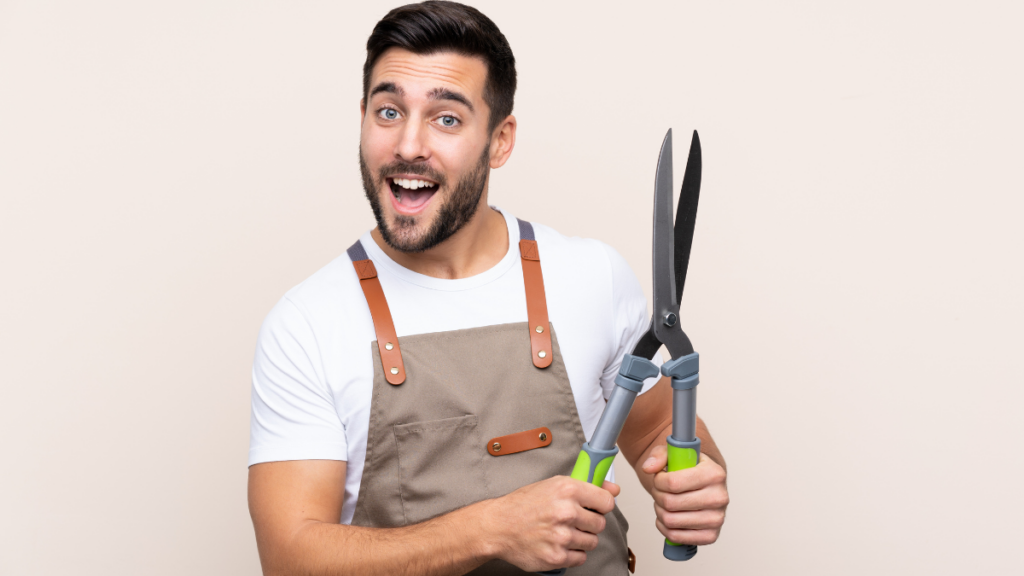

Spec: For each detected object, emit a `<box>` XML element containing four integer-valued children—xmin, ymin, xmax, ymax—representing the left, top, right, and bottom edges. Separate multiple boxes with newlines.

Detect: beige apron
<box><xmin>346</xmin><ymin>220</ymin><xmax>630</xmax><ymax>575</ymax></box>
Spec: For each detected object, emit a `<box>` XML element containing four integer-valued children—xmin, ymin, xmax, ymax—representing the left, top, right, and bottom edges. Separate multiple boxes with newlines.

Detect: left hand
<box><xmin>641</xmin><ymin>446</ymin><xmax>729</xmax><ymax>546</ymax></box>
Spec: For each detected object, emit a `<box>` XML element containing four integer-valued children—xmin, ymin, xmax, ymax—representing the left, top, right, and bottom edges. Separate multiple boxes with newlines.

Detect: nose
<box><xmin>394</xmin><ymin>118</ymin><xmax>430</xmax><ymax>163</ymax></box>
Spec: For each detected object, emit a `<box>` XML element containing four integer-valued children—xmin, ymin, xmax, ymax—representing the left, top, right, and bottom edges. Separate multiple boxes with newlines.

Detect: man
<box><xmin>247</xmin><ymin>2</ymin><xmax>728</xmax><ymax>574</ymax></box>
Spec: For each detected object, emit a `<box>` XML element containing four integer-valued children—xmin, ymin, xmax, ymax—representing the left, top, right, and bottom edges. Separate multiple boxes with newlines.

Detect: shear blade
<box><xmin>674</xmin><ymin>130</ymin><xmax>702</xmax><ymax>303</ymax></box>
<box><xmin>651</xmin><ymin>129</ymin><xmax>676</xmax><ymax>318</ymax></box>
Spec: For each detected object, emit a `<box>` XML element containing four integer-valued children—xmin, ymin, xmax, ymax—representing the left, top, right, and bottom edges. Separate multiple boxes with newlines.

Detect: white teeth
<box><xmin>393</xmin><ymin>178</ymin><xmax>434</xmax><ymax>190</ymax></box>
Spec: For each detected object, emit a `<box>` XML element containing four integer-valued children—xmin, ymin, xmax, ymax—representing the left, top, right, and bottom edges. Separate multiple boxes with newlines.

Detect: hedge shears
<box><xmin>543</xmin><ymin>129</ymin><xmax>704</xmax><ymax>574</ymax></box>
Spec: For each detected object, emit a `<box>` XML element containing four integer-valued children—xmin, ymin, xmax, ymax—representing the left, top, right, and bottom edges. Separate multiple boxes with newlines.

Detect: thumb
<box><xmin>602</xmin><ymin>481</ymin><xmax>621</xmax><ymax>497</ymax></box>
<box><xmin>642</xmin><ymin>443</ymin><xmax>668</xmax><ymax>475</ymax></box>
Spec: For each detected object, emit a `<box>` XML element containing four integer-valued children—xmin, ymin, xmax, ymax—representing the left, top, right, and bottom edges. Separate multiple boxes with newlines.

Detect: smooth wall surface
<box><xmin>2</xmin><ymin>1</ymin><xmax>1022</xmax><ymax>574</ymax></box>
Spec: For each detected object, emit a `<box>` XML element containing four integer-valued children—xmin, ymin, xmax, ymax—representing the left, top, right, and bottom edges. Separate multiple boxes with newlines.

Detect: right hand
<box><xmin>482</xmin><ymin>475</ymin><xmax>620</xmax><ymax>572</ymax></box>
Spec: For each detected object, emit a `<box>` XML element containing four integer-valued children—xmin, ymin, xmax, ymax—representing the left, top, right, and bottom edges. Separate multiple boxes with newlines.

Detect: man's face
<box><xmin>360</xmin><ymin>49</ymin><xmax>494</xmax><ymax>253</ymax></box>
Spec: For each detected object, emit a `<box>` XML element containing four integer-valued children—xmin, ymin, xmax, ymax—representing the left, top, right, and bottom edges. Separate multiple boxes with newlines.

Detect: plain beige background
<box><xmin>2</xmin><ymin>1</ymin><xmax>1022</xmax><ymax>574</ymax></box>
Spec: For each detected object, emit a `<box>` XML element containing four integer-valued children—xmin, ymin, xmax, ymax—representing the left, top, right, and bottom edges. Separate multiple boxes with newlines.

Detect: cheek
<box><xmin>430</xmin><ymin>137</ymin><xmax>486</xmax><ymax>176</ymax></box>
<box><xmin>360</xmin><ymin>124</ymin><xmax>394</xmax><ymax>166</ymax></box>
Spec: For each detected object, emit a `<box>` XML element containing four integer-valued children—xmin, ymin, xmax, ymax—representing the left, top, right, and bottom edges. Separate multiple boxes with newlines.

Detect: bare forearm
<box><xmin>251</xmin><ymin>461</ymin><xmax>616</xmax><ymax>576</ymax></box>
<box><xmin>258</xmin><ymin>499</ymin><xmax>499</xmax><ymax>576</ymax></box>
<box><xmin>630</xmin><ymin>416</ymin><xmax>726</xmax><ymax>495</ymax></box>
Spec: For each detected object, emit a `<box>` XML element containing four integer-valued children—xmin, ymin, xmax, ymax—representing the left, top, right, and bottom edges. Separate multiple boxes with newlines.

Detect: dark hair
<box><xmin>363</xmin><ymin>1</ymin><xmax>516</xmax><ymax>132</ymax></box>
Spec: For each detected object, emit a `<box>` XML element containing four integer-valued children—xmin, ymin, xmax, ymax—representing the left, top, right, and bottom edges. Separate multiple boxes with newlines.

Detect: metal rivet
<box><xmin>535</xmin><ymin>325</ymin><xmax>544</xmax><ymax>333</ymax></box>
<box><xmin>539</xmin><ymin>432</ymin><xmax>548</xmax><ymax>441</ymax></box>
<box><xmin>390</xmin><ymin>367</ymin><xmax>399</xmax><ymax>375</ymax></box>
<box><xmin>663</xmin><ymin>312</ymin><xmax>678</xmax><ymax>327</ymax></box>
<box><xmin>492</xmin><ymin>442</ymin><xmax>501</xmax><ymax>452</ymax></box>
<box><xmin>538</xmin><ymin>350</ymin><xmax>547</xmax><ymax>359</ymax></box>
<box><xmin>385</xmin><ymin>342</ymin><xmax>393</xmax><ymax>350</ymax></box>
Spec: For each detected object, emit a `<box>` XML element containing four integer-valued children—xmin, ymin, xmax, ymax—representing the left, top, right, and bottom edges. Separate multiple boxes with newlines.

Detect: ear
<box><xmin>489</xmin><ymin>114</ymin><xmax>517</xmax><ymax>169</ymax></box>
<box><xmin>360</xmin><ymin>99</ymin><xmax>366</xmax><ymax>120</ymax></box>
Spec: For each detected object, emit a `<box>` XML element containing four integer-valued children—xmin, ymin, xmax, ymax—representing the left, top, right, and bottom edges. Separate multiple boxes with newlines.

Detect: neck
<box><xmin>371</xmin><ymin>192</ymin><xmax>509</xmax><ymax>280</ymax></box>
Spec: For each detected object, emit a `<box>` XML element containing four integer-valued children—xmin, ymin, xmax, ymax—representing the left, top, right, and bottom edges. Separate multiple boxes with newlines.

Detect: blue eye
<box><xmin>440</xmin><ymin>116</ymin><xmax>457</xmax><ymax>127</ymax></box>
<box><xmin>379</xmin><ymin>108</ymin><xmax>398</xmax><ymax>120</ymax></box>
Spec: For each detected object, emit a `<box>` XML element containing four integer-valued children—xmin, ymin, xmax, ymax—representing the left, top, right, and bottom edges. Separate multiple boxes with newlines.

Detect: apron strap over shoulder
<box><xmin>517</xmin><ymin>219</ymin><xmax>553</xmax><ymax>369</ymax></box>
<box><xmin>347</xmin><ymin>241</ymin><xmax>406</xmax><ymax>385</ymax></box>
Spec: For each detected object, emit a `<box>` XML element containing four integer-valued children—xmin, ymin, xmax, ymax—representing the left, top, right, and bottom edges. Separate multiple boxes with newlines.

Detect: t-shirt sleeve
<box><xmin>248</xmin><ymin>296</ymin><xmax>347</xmax><ymax>466</ymax></box>
<box><xmin>599</xmin><ymin>244</ymin><xmax>664</xmax><ymax>399</ymax></box>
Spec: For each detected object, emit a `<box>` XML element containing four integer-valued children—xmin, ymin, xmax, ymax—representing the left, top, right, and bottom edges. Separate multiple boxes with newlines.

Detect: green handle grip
<box><xmin>663</xmin><ymin>437</ymin><xmax>701</xmax><ymax>561</ymax></box>
<box><xmin>667</xmin><ymin>442</ymin><xmax>699</xmax><ymax>471</ymax></box>
<box><xmin>570</xmin><ymin>442</ymin><xmax>618</xmax><ymax>487</ymax></box>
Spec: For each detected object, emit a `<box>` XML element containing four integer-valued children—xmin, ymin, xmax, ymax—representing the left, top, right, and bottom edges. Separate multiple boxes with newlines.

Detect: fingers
<box><xmin>567</xmin><ymin>523</ymin><xmax>602</xmax><ymax>551</ymax></box>
<box><xmin>534</xmin><ymin>533</ymin><xmax>589</xmax><ymax>571</ymax></box>
<box><xmin>656</xmin><ymin>518</ymin><xmax>722</xmax><ymax>546</ymax></box>
<box><xmin>641</xmin><ymin>443</ymin><xmax>668</xmax><ymax>474</ymax></box>
<box><xmin>654</xmin><ymin>501</ymin><xmax>727</xmax><ymax>531</ymax></box>
<box><xmin>572</xmin><ymin>507</ymin><xmax>607</xmax><ymax>536</ymax></box>
<box><xmin>543</xmin><ymin>511</ymin><xmax>601</xmax><ymax>561</ymax></box>
<box><xmin>561</xmin><ymin>550</ymin><xmax>588</xmax><ymax>568</ymax></box>
<box><xmin>652</xmin><ymin>455</ymin><xmax>727</xmax><ymax>495</ymax></box>
<box><xmin>574</xmin><ymin>482</ymin><xmax>616</xmax><ymax>515</ymax></box>
<box><xmin>652</xmin><ymin>483</ymin><xmax>730</xmax><ymax>512</ymax></box>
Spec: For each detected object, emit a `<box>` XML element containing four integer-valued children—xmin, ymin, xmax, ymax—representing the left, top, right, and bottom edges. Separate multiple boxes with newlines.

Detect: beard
<box><xmin>359</xmin><ymin>144</ymin><xmax>491</xmax><ymax>254</ymax></box>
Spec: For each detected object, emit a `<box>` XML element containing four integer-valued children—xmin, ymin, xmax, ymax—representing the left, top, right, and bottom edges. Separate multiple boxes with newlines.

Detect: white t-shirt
<box><xmin>249</xmin><ymin>208</ymin><xmax>660</xmax><ymax>524</ymax></box>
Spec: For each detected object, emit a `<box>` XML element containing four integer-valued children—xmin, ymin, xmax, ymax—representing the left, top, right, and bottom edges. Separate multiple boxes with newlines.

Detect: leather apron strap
<box><xmin>347</xmin><ymin>220</ymin><xmax>555</xmax><ymax>378</ymax></box>
<box><xmin>347</xmin><ymin>241</ymin><xmax>405</xmax><ymax>385</ymax></box>
<box><xmin>517</xmin><ymin>219</ymin><xmax>553</xmax><ymax>369</ymax></box>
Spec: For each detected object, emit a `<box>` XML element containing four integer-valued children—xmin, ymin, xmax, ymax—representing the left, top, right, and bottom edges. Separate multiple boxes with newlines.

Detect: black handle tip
<box><xmin>663</xmin><ymin>542</ymin><xmax>698</xmax><ymax>561</ymax></box>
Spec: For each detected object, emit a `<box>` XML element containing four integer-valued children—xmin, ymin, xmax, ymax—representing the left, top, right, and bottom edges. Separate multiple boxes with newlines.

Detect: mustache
<box><xmin>378</xmin><ymin>162</ymin><xmax>447</xmax><ymax>187</ymax></box>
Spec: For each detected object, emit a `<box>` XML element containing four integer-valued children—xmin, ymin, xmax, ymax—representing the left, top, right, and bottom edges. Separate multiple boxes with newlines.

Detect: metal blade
<box><xmin>674</xmin><ymin>130</ymin><xmax>702</xmax><ymax>303</ymax></box>
<box><xmin>652</xmin><ymin>129</ymin><xmax>677</xmax><ymax>320</ymax></box>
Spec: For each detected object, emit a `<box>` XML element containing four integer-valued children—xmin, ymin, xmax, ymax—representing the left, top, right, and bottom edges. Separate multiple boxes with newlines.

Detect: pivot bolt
<box><xmin>663</xmin><ymin>312</ymin><xmax>677</xmax><ymax>327</ymax></box>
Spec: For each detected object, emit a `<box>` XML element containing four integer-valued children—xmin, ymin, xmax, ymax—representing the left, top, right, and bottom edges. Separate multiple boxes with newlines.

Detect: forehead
<box><xmin>369</xmin><ymin>48</ymin><xmax>488</xmax><ymax>100</ymax></box>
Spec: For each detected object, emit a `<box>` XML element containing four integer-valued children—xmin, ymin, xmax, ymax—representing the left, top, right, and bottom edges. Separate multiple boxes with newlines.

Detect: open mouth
<box><xmin>388</xmin><ymin>176</ymin><xmax>439</xmax><ymax>214</ymax></box>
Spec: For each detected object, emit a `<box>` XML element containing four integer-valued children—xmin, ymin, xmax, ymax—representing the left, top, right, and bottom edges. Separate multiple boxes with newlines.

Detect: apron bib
<box><xmin>347</xmin><ymin>220</ymin><xmax>629</xmax><ymax>575</ymax></box>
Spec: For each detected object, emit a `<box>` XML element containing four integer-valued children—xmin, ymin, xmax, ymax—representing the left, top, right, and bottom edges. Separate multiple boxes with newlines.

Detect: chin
<box><xmin>379</xmin><ymin>205</ymin><xmax>435</xmax><ymax>252</ymax></box>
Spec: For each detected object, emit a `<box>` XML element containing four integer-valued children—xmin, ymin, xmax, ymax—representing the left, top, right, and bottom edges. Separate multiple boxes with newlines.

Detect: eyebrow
<box><xmin>427</xmin><ymin>88</ymin><xmax>474</xmax><ymax>112</ymax></box>
<box><xmin>369</xmin><ymin>82</ymin><xmax>403</xmax><ymax>98</ymax></box>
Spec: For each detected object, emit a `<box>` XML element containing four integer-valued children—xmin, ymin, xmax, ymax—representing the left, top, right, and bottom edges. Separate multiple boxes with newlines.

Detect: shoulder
<box><xmin>530</xmin><ymin>221</ymin><xmax>636</xmax><ymax>288</ymax></box>
<box><xmin>530</xmin><ymin>221</ymin><xmax>647</xmax><ymax>328</ymax></box>
<box><xmin>277</xmin><ymin>250</ymin><xmax>364</xmax><ymax>322</ymax></box>
<box><xmin>257</xmin><ymin>248</ymin><xmax>372</xmax><ymax>352</ymax></box>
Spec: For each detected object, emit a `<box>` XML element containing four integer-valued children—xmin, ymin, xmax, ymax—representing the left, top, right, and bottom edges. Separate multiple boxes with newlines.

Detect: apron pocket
<box><xmin>393</xmin><ymin>414</ymin><xmax>489</xmax><ymax>525</ymax></box>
